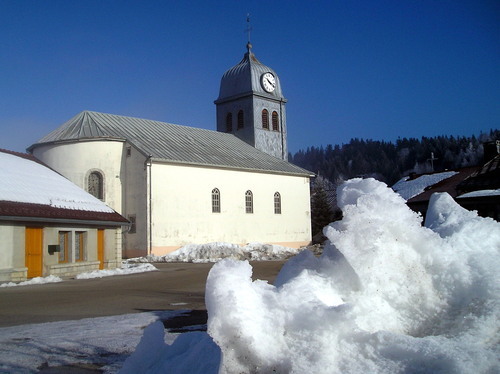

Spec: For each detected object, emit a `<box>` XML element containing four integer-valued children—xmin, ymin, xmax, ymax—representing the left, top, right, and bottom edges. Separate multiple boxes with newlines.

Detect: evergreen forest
<box><xmin>290</xmin><ymin>129</ymin><xmax>499</xmax><ymax>187</ymax></box>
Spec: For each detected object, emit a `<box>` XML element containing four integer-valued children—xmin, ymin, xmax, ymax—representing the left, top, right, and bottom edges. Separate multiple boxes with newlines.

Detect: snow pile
<box><xmin>0</xmin><ymin>275</ymin><xmax>62</xmax><ymax>287</ymax></box>
<box><xmin>124</xmin><ymin>177</ymin><xmax>499</xmax><ymax>373</ymax></box>
<box><xmin>76</xmin><ymin>263</ymin><xmax>157</xmax><ymax>279</ymax></box>
<box><xmin>0</xmin><ymin>151</ymin><xmax>114</xmax><ymax>212</ymax></box>
<box><xmin>392</xmin><ymin>170</ymin><xmax>457</xmax><ymax>200</ymax></box>
<box><xmin>120</xmin><ymin>322</ymin><xmax>220</xmax><ymax>374</ymax></box>
<box><xmin>130</xmin><ymin>242</ymin><xmax>300</xmax><ymax>263</ymax></box>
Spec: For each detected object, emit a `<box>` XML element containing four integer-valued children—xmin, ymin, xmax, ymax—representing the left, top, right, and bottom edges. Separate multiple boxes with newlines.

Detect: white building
<box><xmin>28</xmin><ymin>44</ymin><xmax>313</xmax><ymax>258</ymax></box>
<box><xmin>0</xmin><ymin>149</ymin><xmax>128</xmax><ymax>281</ymax></box>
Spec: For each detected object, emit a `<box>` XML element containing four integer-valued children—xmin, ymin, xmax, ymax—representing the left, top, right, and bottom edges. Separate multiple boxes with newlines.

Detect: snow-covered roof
<box><xmin>0</xmin><ymin>149</ymin><xmax>127</xmax><ymax>225</ymax></box>
<box><xmin>392</xmin><ymin>171</ymin><xmax>459</xmax><ymax>200</ymax></box>
<box><xmin>457</xmin><ymin>189</ymin><xmax>500</xmax><ymax>198</ymax></box>
<box><xmin>28</xmin><ymin>111</ymin><xmax>312</xmax><ymax>177</ymax></box>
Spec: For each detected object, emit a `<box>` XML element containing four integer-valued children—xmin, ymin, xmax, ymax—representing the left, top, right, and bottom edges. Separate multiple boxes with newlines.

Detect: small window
<box><xmin>126</xmin><ymin>146</ymin><xmax>132</xmax><ymax>157</ymax></box>
<box><xmin>58</xmin><ymin>231</ymin><xmax>69</xmax><ymax>263</ymax></box>
<box><xmin>75</xmin><ymin>231</ymin><xmax>86</xmax><ymax>262</ymax></box>
<box><xmin>237</xmin><ymin>110</ymin><xmax>244</xmax><ymax>129</ymax></box>
<box><xmin>212</xmin><ymin>188</ymin><xmax>221</xmax><ymax>213</ymax></box>
<box><xmin>226</xmin><ymin>113</ymin><xmax>233</xmax><ymax>132</ymax></box>
<box><xmin>88</xmin><ymin>171</ymin><xmax>104</xmax><ymax>200</ymax></box>
<box><xmin>262</xmin><ymin>109</ymin><xmax>269</xmax><ymax>130</ymax></box>
<box><xmin>272</xmin><ymin>111</ymin><xmax>279</xmax><ymax>131</ymax></box>
<box><xmin>274</xmin><ymin>192</ymin><xmax>281</xmax><ymax>214</ymax></box>
<box><xmin>245</xmin><ymin>190</ymin><xmax>253</xmax><ymax>214</ymax></box>
<box><xmin>128</xmin><ymin>215</ymin><xmax>136</xmax><ymax>234</ymax></box>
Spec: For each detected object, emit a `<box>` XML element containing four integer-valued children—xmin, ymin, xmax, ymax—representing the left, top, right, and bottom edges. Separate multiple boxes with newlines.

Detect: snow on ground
<box><xmin>0</xmin><ymin>275</ymin><xmax>62</xmax><ymax>288</ymax></box>
<box><xmin>122</xmin><ymin>177</ymin><xmax>499</xmax><ymax>374</ymax></box>
<box><xmin>129</xmin><ymin>242</ymin><xmax>301</xmax><ymax>263</ymax></box>
<box><xmin>0</xmin><ymin>311</ymin><xmax>182</xmax><ymax>373</ymax></box>
<box><xmin>392</xmin><ymin>170</ymin><xmax>458</xmax><ymax>200</ymax></box>
<box><xmin>76</xmin><ymin>263</ymin><xmax>157</xmax><ymax>279</ymax></box>
<box><xmin>0</xmin><ymin>263</ymin><xmax>156</xmax><ymax>287</ymax></box>
<box><xmin>2</xmin><ymin>177</ymin><xmax>498</xmax><ymax>373</ymax></box>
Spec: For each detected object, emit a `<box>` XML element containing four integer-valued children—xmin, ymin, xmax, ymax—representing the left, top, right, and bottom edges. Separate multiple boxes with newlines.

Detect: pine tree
<box><xmin>310</xmin><ymin>182</ymin><xmax>335</xmax><ymax>238</ymax></box>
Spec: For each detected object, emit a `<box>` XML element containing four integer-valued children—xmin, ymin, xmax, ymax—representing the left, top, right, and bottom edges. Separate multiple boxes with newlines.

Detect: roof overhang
<box><xmin>0</xmin><ymin>215</ymin><xmax>130</xmax><ymax>228</ymax></box>
<box><xmin>149</xmin><ymin>157</ymin><xmax>315</xmax><ymax>178</ymax></box>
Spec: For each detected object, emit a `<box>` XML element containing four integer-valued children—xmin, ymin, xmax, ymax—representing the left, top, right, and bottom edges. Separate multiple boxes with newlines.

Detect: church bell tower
<box><xmin>214</xmin><ymin>42</ymin><xmax>288</xmax><ymax>160</ymax></box>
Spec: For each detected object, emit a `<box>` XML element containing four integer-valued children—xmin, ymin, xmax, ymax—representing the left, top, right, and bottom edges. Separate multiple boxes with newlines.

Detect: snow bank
<box><xmin>76</xmin><ymin>263</ymin><xmax>157</xmax><ymax>279</ymax></box>
<box><xmin>0</xmin><ymin>274</ymin><xmax>62</xmax><ymax>287</ymax></box>
<box><xmin>129</xmin><ymin>242</ymin><xmax>300</xmax><ymax>263</ymax></box>
<box><xmin>392</xmin><ymin>170</ymin><xmax>457</xmax><ymax>200</ymax></box>
<box><xmin>125</xmin><ymin>178</ymin><xmax>499</xmax><ymax>373</ymax></box>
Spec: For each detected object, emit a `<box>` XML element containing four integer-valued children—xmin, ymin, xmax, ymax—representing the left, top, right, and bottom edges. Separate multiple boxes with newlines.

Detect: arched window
<box><xmin>226</xmin><ymin>113</ymin><xmax>233</xmax><ymax>132</ymax></box>
<box><xmin>272</xmin><ymin>111</ymin><xmax>279</xmax><ymax>131</ymax></box>
<box><xmin>212</xmin><ymin>188</ymin><xmax>221</xmax><ymax>213</ymax></box>
<box><xmin>274</xmin><ymin>192</ymin><xmax>281</xmax><ymax>214</ymax></box>
<box><xmin>262</xmin><ymin>109</ymin><xmax>269</xmax><ymax>130</ymax></box>
<box><xmin>88</xmin><ymin>171</ymin><xmax>104</xmax><ymax>200</ymax></box>
<box><xmin>245</xmin><ymin>190</ymin><xmax>253</xmax><ymax>214</ymax></box>
<box><xmin>237</xmin><ymin>110</ymin><xmax>244</xmax><ymax>129</ymax></box>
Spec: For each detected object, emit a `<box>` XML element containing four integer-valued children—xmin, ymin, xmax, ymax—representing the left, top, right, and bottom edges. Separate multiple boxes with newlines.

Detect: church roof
<box><xmin>28</xmin><ymin>111</ymin><xmax>312</xmax><ymax>177</ymax></box>
<box><xmin>215</xmin><ymin>43</ymin><xmax>286</xmax><ymax>103</ymax></box>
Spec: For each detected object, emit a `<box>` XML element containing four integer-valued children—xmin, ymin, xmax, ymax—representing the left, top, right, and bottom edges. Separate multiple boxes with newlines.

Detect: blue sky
<box><xmin>1</xmin><ymin>0</ymin><xmax>498</xmax><ymax>154</ymax></box>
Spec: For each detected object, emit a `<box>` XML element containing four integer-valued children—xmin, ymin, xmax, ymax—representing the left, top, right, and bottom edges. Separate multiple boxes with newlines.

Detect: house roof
<box><xmin>457</xmin><ymin>154</ymin><xmax>500</xmax><ymax>193</ymax></box>
<box><xmin>406</xmin><ymin>167</ymin><xmax>478</xmax><ymax>204</ymax></box>
<box><xmin>0</xmin><ymin>149</ymin><xmax>128</xmax><ymax>226</ymax></box>
<box><xmin>28</xmin><ymin>111</ymin><xmax>312</xmax><ymax>177</ymax></box>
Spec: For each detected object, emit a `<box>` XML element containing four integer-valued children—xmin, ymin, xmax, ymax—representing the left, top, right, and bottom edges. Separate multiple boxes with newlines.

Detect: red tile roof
<box><xmin>0</xmin><ymin>200</ymin><xmax>129</xmax><ymax>226</ymax></box>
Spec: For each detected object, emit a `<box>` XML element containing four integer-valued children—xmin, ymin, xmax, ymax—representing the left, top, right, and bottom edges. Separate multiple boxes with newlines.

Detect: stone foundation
<box><xmin>0</xmin><ymin>267</ymin><xmax>28</xmax><ymax>283</ymax></box>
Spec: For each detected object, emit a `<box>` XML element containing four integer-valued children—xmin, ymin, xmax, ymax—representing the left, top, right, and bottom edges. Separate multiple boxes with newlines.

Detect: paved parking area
<box><xmin>0</xmin><ymin>261</ymin><xmax>285</xmax><ymax>327</ymax></box>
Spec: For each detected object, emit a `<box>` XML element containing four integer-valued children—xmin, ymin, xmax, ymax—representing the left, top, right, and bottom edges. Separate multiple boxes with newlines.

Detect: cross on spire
<box><xmin>245</xmin><ymin>13</ymin><xmax>253</xmax><ymax>51</ymax></box>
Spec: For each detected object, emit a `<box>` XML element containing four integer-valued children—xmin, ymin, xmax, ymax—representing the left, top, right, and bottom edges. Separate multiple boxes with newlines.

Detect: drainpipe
<box><xmin>146</xmin><ymin>155</ymin><xmax>153</xmax><ymax>255</ymax></box>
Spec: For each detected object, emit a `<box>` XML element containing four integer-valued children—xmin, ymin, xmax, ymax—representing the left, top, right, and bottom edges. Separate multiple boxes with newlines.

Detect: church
<box><xmin>28</xmin><ymin>43</ymin><xmax>313</xmax><ymax>258</ymax></box>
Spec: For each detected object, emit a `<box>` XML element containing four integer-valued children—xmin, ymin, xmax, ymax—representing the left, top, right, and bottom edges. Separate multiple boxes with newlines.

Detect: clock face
<box><xmin>261</xmin><ymin>72</ymin><xmax>276</xmax><ymax>92</ymax></box>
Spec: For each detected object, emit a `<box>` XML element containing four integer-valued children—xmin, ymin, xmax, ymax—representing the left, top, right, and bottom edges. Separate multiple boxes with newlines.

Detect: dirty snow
<box><xmin>0</xmin><ymin>274</ymin><xmax>62</xmax><ymax>288</ymax></box>
<box><xmin>129</xmin><ymin>242</ymin><xmax>301</xmax><ymax>263</ymax></box>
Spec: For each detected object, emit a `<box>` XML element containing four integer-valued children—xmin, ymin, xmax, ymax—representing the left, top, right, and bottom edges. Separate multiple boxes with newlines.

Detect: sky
<box><xmin>1</xmin><ymin>0</ymin><xmax>498</xmax><ymax>154</ymax></box>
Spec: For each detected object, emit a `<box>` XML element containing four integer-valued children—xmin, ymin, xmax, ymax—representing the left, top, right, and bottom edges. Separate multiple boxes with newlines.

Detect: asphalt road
<box><xmin>0</xmin><ymin>261</ymin><xmax>285</xmax><ymax>328</ymax></box>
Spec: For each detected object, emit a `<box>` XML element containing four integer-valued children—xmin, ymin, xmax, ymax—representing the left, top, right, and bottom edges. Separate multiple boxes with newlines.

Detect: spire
<box><xmin>245</xmin><ymin>13</ymin><xmax>253</xmax><ymax>53</ymax></box>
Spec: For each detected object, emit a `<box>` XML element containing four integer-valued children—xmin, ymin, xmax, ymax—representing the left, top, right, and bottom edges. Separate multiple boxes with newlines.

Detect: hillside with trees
<box><xmin>291</xmin><ymin>130</ymin><xmax>499</xmax><ymax>186</ymax></box>
<box><xmin>295</xmin><ymin>129</ymin><xmax>499</xmax><ymax>238</ymax></box>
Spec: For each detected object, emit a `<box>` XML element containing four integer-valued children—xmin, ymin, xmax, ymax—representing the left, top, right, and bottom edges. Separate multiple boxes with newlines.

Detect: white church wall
<box><xmin>149</xmin><ymin>162</ymin><xmax>311</xmax><ymax>255</ymax></box>
<box><xmin>31</xmin><ymin>141</ymin><xmax>124</xmax><ymax>213</ymax></box>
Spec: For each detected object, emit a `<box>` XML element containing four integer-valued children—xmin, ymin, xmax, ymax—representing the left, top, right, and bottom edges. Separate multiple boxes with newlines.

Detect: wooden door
<box><xmin>97</xmin><ymin>229</ymin><xmax>105</xmax><ymax>270</ymax></box>
<box><xmin>25</xmin><ymin>227</ymin><xmax>43</xmax><ymax>278</ymax></box>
